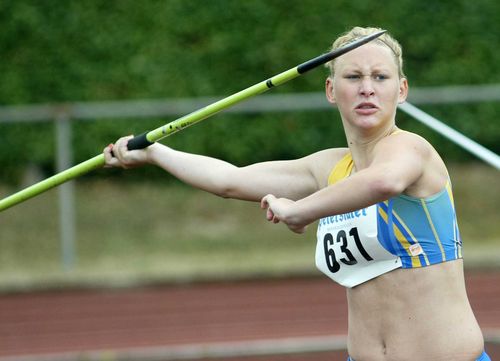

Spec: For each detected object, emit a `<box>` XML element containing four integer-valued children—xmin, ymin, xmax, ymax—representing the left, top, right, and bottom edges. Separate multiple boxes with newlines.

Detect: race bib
<box><xmin>315</xmin><ymin>205</ymin><xmax>401</xmax><ymax>288</ymax></box>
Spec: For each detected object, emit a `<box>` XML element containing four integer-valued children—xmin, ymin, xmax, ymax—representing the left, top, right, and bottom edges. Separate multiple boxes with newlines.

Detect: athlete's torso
<box><xmin>315</xmin><ymin>151</ymin><xmax>462</xmax><ymax>288</ymax></box>
<box><xmin>313</xmin><ymin>134</ymin><xmax>483</xmax><ymax>360</ymax></box>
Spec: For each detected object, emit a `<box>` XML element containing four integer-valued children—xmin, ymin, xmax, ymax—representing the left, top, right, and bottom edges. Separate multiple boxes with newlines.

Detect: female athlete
<box><xmin>104</xmin><ymin>27</ymin><xmax>489</xmax><ymax>361</ymax></box>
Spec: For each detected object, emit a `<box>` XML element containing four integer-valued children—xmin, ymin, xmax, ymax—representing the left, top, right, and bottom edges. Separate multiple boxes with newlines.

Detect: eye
<box><xmin>344</xmin><ymin>74</ymin><xmax>360</xmax><ymax>80</ymax></box>
<box><xmin>373</xmin><ymin>74</ymin><xmax>389</xmax><ymax>81</ymax></box>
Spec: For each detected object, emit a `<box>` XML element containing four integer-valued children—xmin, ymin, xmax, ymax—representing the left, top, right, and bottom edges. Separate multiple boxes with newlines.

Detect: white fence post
<box><xmin>55</xmin><ymin>111</ymin><xmax>76</xmax><ymax>271</ymax></box>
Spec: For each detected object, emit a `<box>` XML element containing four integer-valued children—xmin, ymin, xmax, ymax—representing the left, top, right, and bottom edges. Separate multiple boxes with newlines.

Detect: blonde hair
<box><xmin>325</xmin><ymin>26</ymin><xmax>405</xmax><ymax>78</ymax></box>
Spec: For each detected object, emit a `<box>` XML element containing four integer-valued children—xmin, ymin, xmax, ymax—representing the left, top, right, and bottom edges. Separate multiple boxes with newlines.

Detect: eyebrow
<box><xmin>340</xmin><ymin>65</ymin><xmax>393</xmax><ymax>73</ymax></box>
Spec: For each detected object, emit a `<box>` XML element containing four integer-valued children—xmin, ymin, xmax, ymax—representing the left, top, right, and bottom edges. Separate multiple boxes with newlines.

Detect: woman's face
<box><xmin>326</xmin><ymin>43</ymin><xmax>408</xmax><ymax>132</ymax></box>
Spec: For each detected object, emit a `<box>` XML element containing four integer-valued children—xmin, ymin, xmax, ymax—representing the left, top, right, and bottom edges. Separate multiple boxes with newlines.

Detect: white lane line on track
<box><xmin>2</xmin><ymin>331</ymin><xmax>500</xmax><ymax>361</ymax></box>
<box><xmin>0</xmin><ymin>335</ymin><xmax>348</xmax><ymax>361</ymax></box>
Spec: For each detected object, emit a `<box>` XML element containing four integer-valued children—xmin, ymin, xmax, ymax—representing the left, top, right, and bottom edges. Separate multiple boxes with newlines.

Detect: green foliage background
<box><xmin>0</xmin><ymin>0</ymin><xmax>499</xmax><ymax>184</ymax></box>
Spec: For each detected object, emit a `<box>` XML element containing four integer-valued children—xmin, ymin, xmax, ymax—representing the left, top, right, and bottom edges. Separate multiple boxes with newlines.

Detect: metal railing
<box><xmin>1</xmin><ymin>84</ymin><xmax>499</xmax><ymax>270</ymax></box>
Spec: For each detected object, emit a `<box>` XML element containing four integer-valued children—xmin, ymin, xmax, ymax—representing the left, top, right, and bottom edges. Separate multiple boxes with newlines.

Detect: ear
<box><xmin>398</xmin><ymin>77</ymin><xmax>409</xmax><ymax>104</ymax></box>
<box><xmin>325</xmin><ymin>76</ymin><xmax>336</xmax><ymax>104</ymax></box>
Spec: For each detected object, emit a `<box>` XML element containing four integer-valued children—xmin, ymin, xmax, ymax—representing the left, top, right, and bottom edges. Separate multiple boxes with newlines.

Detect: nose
<box><xmin>359</xmin><ymin>76</ymin><xmax>375</xmax><ymax>97</ymax></box>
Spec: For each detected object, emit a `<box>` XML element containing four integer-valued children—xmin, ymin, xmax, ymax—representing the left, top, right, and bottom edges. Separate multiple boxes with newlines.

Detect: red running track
<box><xmin>0</xmin><ymin>272</ymin><xmax>499</xmax><ymax>360</ymax></box>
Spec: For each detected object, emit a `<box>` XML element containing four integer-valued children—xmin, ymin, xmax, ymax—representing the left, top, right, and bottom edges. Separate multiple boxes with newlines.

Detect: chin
<box><xmin>352</xmin><ymin>117</ymin><xmax>383</xmax><ymax>129</ymax></box>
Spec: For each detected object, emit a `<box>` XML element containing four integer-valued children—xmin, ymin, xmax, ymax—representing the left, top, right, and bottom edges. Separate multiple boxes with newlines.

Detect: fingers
<box><xmin>261</xmin><ymin>194</ymin><xmax>276</xmax><ymax>222</ymax></box>
<box><xmin>260</xmin><ymin>195</ymin><xmax>268</xmax><ymax>209</ymax></box>
<box><xmin>113</xmin><ymin>135</ymin><xmax>134</xmax><ymax>163</ymax></box>
<box><xmin>261</xmin><ymin>194</ymin><xmax>282</xmax><ymax>224</ymax></box>
<box><xmin>103</xmin><ymin>135</ymin><xmax>134</xmax><ymax>169</ymax></box>
<box><xmin>260</xmin><ymin>195</ymin><xmax>305</xmax><ymax>233</ymax></box>
<box><xmin>103</xmin><ymin>143</ymin><xmax>116</xmax><ymax>168</ymax></box>
<box><xmin>260</xmin><ymin>194</ymin><xmax>275</xmax><ymax>209</ymax></box>
<box><xmin>268</xmin><ymin>208</ymin><xmax>278</xmax><ymax>223</ymax></box>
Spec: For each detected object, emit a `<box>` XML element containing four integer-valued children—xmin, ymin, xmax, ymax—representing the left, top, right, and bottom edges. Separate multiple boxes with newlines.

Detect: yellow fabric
<box><xmin>327</xmin><ymin>129</ymin><xmax>403</xmax><ymax>186</ymax></box>
<box><xmin>327</xmin><ymin>152</ymin><xmax>354</xmax><ymax>185</ymax></box>
<box><xmin>322</xmin><ymin>129</ymin><xmax>462</xmax><ymax>273</ymax></box>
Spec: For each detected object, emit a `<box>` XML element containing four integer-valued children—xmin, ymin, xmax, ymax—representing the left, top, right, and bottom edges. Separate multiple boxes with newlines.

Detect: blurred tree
<box><xmin>0</xmin><ymin>0</ymin><xmax>498</xmax><ymax>183</ymax></box>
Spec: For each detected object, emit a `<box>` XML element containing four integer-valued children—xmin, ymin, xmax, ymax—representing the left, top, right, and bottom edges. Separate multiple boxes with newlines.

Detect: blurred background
<box><xmin>0</xmin><ymin>0</ymin><xmax>499</xmax><ymax>359</ymax></box>
<box><xmin>1</xmin><ymin>0</ymin><xmax>498</xmax><ymax>286</ymax></box>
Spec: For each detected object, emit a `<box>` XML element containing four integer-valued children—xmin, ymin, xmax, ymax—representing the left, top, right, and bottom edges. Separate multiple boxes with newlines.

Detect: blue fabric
<box><xmin>477</xmin><ymin>350</ymin><xmax>491</xmax><ymax>361</ymax></box>
<box><xmin>347</xmin><ymin>350</ymin><xmax>490</xmax><ymax>361</ymax></box>
<box><xmin>376</xmin><ymin>183</ymin><xmax>462</xmax><ymax>268</ymax></box>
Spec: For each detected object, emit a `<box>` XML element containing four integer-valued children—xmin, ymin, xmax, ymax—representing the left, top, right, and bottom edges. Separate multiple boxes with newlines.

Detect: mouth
<box><xmin>355</xmin><ymin>102</ymin><xmax>378</xmax><ymax>115</ymax></box>
<box><xmin>355</xmin><ymin>102</ymin><xmax>378</xmax><ymax>110</ymax></box>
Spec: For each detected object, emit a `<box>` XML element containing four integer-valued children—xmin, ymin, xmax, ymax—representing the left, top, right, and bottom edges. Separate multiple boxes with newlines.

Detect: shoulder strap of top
<box><xmin>327</xmin><ymin>152</ymin><xmax>354</xmax><ymax>185</ymax></box>
<box><xmin>326</xmin><ymin>130</ymin><xmax>402</xmax><ymax>186</ymax></box>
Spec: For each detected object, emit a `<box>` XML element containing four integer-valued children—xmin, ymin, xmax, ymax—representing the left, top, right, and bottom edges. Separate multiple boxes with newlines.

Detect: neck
<box><xmin>344</xmin><ymin>122</ymin><xmax>397</xmax><ymax>170</ymax></box>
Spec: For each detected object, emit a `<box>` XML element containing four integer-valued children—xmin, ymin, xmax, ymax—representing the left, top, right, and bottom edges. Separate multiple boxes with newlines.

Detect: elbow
<box><xmin>199</xmin><ymin>166</ymin><xmax>242</xmax><ymax>199</ymax></box>
<box><xmin>208</xmin><ymin>181</ymin><xmax>233</xmax><ymax>199</ymax></box>
<box><xmin>369</xmin><ymin>173</ymin><xmax>407</xmax><ymax>200</ymax></box>
<box><xmin>215</xmin><ymin>181</ymin><xmax>257</xmax><ymax>201</ymax></box>
<box><xmin>213</xmin><ymin>179</ymin><xmax>241</xmax><ymax>199</ymax></box>
<box><xmin>212</xmin><ymin>167</ymin><xmax>254</xmax><ymax>200</ymax></box>
<box><xmin>216</xmin><ymin>186</ymin><xmax>234</xmax><ymax>199</ymax></box>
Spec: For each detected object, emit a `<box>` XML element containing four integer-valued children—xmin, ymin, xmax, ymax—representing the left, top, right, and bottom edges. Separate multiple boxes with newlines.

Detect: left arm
<box><xmin>261</xmin><ymin>133</ymin><xmax>430</xmax><ymax>233</ymax></box>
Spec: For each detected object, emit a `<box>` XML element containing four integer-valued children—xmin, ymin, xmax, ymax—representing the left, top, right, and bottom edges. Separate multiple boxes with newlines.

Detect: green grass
<box><xmin>0</xmin><ymin>162</ymin><xmax>498</xmax><ymax>290</ymax></box>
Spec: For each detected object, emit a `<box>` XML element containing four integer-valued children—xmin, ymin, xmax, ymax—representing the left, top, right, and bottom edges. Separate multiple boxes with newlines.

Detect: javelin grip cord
<box><xmin>0</xmin><ymin>30</ymin><xmax>385</xmax><ymax>212</ymax></box>
<box><xmin>127</xmin><ymin>132</ymin><xmax>154</xmax><ymax>150</ymax></box>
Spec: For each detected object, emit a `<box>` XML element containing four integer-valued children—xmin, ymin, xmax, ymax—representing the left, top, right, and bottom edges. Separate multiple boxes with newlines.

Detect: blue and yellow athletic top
<box><xmin>334</xmin><ymin>151</ymin><xmax>462</xmax><ymax>267</ymax></box>
<box><xmin>315</xmin><ymin>151</ymin><xmax>463</xmax><ymax>288</ymax></box>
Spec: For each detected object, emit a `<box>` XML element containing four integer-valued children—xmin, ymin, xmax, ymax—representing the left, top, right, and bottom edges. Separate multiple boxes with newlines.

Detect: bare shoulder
<box><xmin>379</xmin><ymin>130</ymin><xmax>448</xmax><ymax>170</ymax></box>
<box><xmin>304</xmin><ymin>147</ymin><xmax>350</xmax><ymax>189</ymax></box>
<box><xmin>376</xmin><ymin>129</ymin><xmax>433</xmax><ymax>156</ymax></box>
<box><xmin>375</xmin><ymin>130</ymin><xmax>449</xmax><ymax>196</ymax></box>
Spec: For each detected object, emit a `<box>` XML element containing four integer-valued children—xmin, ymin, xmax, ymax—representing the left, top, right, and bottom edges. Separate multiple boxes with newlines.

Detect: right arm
<box><xmin>104</xmin><ymin>136</ymin><xmax>346</xmax><ymax>202</ymax></box>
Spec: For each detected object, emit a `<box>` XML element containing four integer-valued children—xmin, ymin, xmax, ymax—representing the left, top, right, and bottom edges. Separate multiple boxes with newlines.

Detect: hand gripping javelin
<box><xmin>0</xmin><ymin>30</ymin><xmax>385</xmax><ymax>212</ymax></box>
